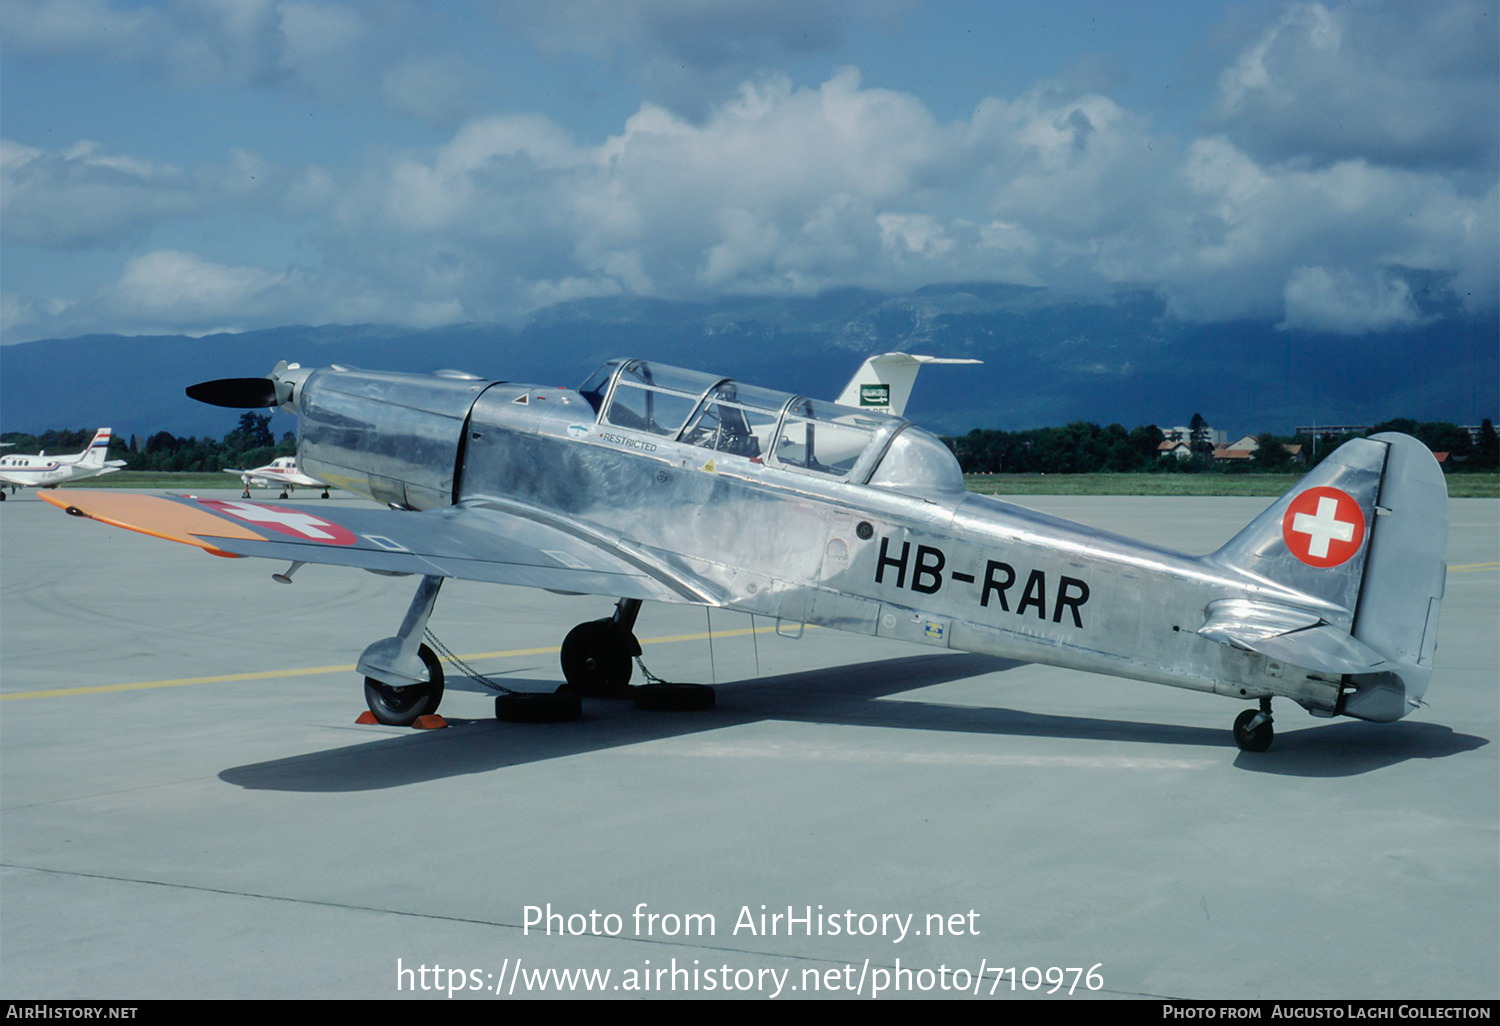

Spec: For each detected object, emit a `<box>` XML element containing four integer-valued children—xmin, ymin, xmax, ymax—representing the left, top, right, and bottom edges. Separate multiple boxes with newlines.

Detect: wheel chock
<box><xmin>633</xmin><ymin>682</ymin><xmax>716</xmax><ymax>711</ymax></box>
<box><xmin>355</xmin><ymin>710</ymin><xmax>447</xmax><ymax>728</ymax></box>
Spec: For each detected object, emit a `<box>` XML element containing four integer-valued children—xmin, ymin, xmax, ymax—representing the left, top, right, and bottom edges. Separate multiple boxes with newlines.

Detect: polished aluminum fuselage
<box><xmin>291</xmin><ymin>365</ymin><xmax>1342</xmax><ymax>715</ymax></box>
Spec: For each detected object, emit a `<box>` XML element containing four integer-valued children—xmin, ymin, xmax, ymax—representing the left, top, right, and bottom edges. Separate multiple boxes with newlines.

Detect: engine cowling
<box><xmin>296</xmin><ymin>367</ymin><xmax>498</xmax><ymax>510</ymax></box>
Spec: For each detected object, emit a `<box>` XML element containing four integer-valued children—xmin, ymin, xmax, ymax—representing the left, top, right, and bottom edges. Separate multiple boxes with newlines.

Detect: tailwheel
<box><xmin>559</xmin><ymin>618</ymin><xmax>637</xmax><ymax>698</ymax></box>
<box><xmin>363</xmin><ymin>643</ymin><xmax>445</xmax><ymax>726</ymax></box>
<box><xmin>1232</xmin><ymin>702</ymin><xmax>1274</xmax><ymax>752</ymax></box>
<box><xmin>496</xmin><ymin>691</ymin><xmax>582</xmax><ymax>723</ymax></box>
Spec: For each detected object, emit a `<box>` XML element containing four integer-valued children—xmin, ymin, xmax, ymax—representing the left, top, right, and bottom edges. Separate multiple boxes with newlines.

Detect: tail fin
<box><xmin>835</xmin><ymin>354</ymin><xmax>981</xmax><ymax>416</ymax></box>
<box><xmin>1207</xmin><ymin>433</ymin><xmax>1447</xmax><ymax>721</ymax></box>
<box><xmin>76</xmin><ymin>428</ymin><xmax>113</xmax><ymax>469</ymax></box>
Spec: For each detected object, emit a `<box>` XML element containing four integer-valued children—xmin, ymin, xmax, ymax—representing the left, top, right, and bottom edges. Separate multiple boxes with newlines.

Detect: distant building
<box><xmin>1212</xmin><ymin>445</ymin><xmax>1254</xmax><ymax>462</ymax></box>
<box><xmin>1211</xmin><ymin>436</ymin><xmax>1307</xmax><ymax>465</ymax></box>
<box><xmin>1211</xmin><ymin>435</ymin><xmax>1257</xmax><ymax>462</ymax></box>
<box><xmin>1158</xmin><ymin>440</ymin><xmax>1192</xmax><ymax>460</ymax></box>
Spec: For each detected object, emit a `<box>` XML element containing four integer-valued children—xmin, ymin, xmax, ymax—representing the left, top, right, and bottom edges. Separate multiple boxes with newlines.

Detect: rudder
<box><xmin>1343</xmin><ymin>433</ymin><xmax>1448</xmax><ymax>720</ymax></box>
<box><xmin>77</xmin><ymin>428</ymin><xmax>113</xmax><ymax>470</ymax></box>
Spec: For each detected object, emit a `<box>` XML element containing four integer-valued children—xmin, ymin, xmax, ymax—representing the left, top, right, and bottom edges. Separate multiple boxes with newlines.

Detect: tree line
<box><xmin>943</xmin><ymin>418</ymin><xmax>1499</xmax><ymax>475</ymax></box>
<box><xmin>4</xmin><ymin>413</ymin><xmax>1496</xmax><ymax>477</ymax></box>
<box><xmin>1</xmin><ymin>414</ymin><xmax>294</xmax><ymax>473</ymax></box>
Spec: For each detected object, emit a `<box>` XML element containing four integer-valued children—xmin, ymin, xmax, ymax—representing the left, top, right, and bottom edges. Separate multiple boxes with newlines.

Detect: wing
<box><xmin>42</xmin><ymin>491</ymin><xmax>720</xmax><ymax>605</ymax></box>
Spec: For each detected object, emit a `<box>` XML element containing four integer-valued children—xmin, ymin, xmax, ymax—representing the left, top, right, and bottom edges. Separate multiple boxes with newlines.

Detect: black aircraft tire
<box><xmin>1232</xmin><ymin>708</ymin><xmax>1274</xmax><ymax>752</ymax></box>
<box><xmin>633</xmin><ymin>682</ymin><xmax>716</xmax><ymax>712</ymax></box>
<box><xmin>559</xmin><ymin>619</ymin><xmax>635</xmax><ymax>696</ymax></box>
<box><xmin>363</xmin><ymin>643</ymin><xmax>445</xmax><ymax>726</ymax></box>
<box><xmin>496</xmin><ymin>691</ymin><xmax>583</xmax><ymax>723</ymax></box>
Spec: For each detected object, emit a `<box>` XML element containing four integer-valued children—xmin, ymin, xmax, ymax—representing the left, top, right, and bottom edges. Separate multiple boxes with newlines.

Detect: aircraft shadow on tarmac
<box><xmin>218</xmin><ymin>653</ymin><xmax>1488</xmax><ymax>792</ymax></box>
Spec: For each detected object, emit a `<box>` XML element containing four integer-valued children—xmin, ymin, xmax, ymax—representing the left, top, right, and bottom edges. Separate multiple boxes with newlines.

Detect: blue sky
<box><xmin>2</xmin><ymin>0</ymin><xmax>1495</xmax><ymax>343</ymax></box>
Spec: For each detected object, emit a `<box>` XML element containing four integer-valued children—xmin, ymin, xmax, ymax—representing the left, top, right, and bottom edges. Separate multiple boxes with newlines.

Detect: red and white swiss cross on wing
<box><xmin>199</xmin><ymin>500</ymin><xmax>357</xmax><ymax>546</ymax></box>
<box><xmin>1280</xmin><ymin>486</ymin><xmax>1366</xmax><ymax>568</ymax></box>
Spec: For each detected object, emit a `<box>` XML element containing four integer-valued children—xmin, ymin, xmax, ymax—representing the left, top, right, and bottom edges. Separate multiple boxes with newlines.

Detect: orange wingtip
<box><xmin>41</xmin><ymin>490</ymin><xmax>264</xmax><ymax>555</ymax></box>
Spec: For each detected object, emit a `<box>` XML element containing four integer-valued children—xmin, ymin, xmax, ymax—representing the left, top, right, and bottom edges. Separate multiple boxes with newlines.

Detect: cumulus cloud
<box><xmin>104</xmin><ymin>249</ymin><xmax>288</xmax><ymax>321</ymax></box>
<box><xmin>32</xmin><ymin>249</ymin><xmax>454</xmax><ymax>337</ymax></box>
<box><xmin>1280</xmin><ymin>266</ymin><xmax>1423</xmax><ymax>334</ymax></box>
<box><xmin>1214</xmin><ymin>0</ymin><xmax>1498</xmax><ymax>173</ymax></box>
<box><xmin>1121</xmin><ymin>136</ymin><xmax>1498</xmax><ymax>327</ymax></box>
<box><xmin>3</xmin><ymin>1</ymin><xmax>1493</xmax><ymax>343</ymax></box>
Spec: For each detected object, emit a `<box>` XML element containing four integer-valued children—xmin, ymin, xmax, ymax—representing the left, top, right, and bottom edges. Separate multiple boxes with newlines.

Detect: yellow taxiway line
<box><xmin>4</xmin><ymin>563</ymin><xmax>1495</xmax><ymax>702</ymax></box>
<box><xmin>0</xmin><ymin>623</ymin><xmax>792</xmax><ymax>702</ymax></box>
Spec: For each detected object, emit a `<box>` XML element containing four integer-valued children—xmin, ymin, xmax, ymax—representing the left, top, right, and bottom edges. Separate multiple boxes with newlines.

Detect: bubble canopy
<box><xmin>579</xmin><ymin>359</ymin><xmax>965</xmax><ymax>495</ymax></box>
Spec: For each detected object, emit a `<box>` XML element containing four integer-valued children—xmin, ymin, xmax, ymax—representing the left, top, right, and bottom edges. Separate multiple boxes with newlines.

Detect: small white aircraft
<box><xmin>226</xmin><ymin>455</ymin><xmax>331</xmax><ymax>499</ymax></box>
<box><xmin>0</xmin><ymin>428</ymin><xmax>124</xmax><ymax>499</ymax></box>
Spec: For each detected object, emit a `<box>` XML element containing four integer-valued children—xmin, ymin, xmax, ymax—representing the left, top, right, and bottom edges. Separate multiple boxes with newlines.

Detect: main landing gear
<box><xmin>355</xmin><ymin>583</ymin><xmax>714</xmax><ymax>726</ymax></box>
<box><xmin>1233</xmin><ymin>697</ymin><xmax>1275</xmax><ymax>752</ymax></box>
<box><xmin>364</xmin><ymin>643</ymin><xmax>445</xmax><ymax>725</ymax></box>
<box><xmin>357</xmin><ymin>575</ymin><xmax>447</xmax><ymax>726</ymax></box>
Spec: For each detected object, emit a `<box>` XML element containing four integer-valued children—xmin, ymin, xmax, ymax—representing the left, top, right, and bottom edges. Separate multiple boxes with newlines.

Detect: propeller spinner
<box><xmin>185</xmin><ymin>377</ymin><xmax>279</xmax><ymax>408</ymax></box>
<box><xmin>186</xmin><ymin>361</ymin><xmax>303</xmax><ymax>410</ymax></box>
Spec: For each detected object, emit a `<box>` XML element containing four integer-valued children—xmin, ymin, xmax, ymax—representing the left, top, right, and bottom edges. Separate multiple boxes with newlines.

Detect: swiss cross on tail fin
<box><xmin>1209</xmin><ymin>437</ymin><xmax>1386</xmax><ymax>630</ymax></box>
<box><xmin>1281</xmin><ymin>486</ymin><xmax>1366</xmax><ymax>567</ymax></box>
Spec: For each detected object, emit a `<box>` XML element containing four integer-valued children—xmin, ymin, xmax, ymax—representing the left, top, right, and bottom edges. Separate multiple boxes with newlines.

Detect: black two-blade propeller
<box><xmin>185</xmin><ymin>376</ymin><xmax>279</xmax><ymax>408</ymax></box>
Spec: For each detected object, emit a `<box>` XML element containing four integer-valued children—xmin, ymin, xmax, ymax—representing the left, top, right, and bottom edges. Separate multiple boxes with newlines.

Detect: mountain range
<box><xmin>3</xmin><ymin>284</ymin><xmax>1494</xmax><ymax>442</ymax></box>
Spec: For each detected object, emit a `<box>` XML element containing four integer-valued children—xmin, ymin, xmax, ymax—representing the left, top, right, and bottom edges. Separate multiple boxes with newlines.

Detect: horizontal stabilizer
<box><xmin>1198</xmin><ymin>598</ymin><xmax>1387</xmax><ymax>675</ymax></box>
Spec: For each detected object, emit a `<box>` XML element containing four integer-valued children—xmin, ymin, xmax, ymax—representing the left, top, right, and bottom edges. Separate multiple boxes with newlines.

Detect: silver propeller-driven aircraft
<box><xmin>44</xmin><ymin>359</ymin><xmax>1447</xmax><ymax>750</ymax></box>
